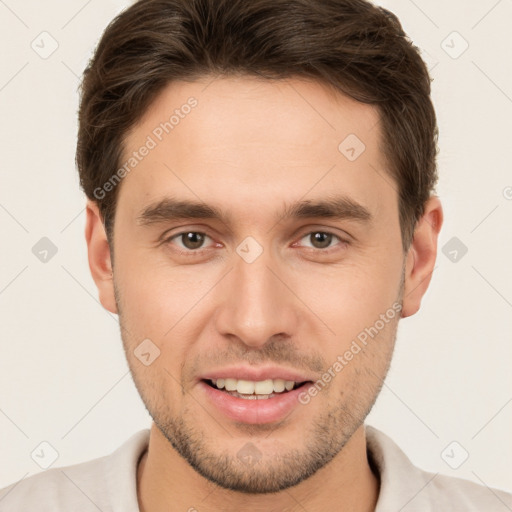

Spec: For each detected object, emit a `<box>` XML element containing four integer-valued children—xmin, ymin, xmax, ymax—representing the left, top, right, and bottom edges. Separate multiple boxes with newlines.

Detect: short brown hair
<box><xmin>77</xmin><ymin>0</ymin><xmax>438</xmax><ymax>251</ymax></box>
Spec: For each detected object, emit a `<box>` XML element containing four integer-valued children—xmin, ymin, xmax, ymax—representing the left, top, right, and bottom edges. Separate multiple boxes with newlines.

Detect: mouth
<box><xmin>203</xmin><ymin>378</ymin><xmax>309</xmax><ymax>400</ymax></box>
<box><xmin>199</xmin><ymin>376</ymin><xmax>314</xmax><ymax>424</ymax></box>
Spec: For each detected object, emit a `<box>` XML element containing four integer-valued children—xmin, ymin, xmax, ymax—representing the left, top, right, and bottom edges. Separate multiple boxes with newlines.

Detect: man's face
<box><xmin>111</xmin><ymin>76</ymin><xmax>405</xmax><ymax>492</ymax></box>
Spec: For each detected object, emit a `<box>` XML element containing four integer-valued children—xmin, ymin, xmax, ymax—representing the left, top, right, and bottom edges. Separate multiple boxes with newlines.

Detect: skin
<box><xmin>85</xmin><ymin>76</ymin><xmax>442</xmax><ymax>512</ymax></box>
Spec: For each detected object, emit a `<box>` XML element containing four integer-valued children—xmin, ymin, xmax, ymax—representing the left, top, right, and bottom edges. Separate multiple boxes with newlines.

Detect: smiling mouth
<box><xmin>204</xmin><ymin>378</ymin><xmax>310</xmax><ymax>400</ymax></box>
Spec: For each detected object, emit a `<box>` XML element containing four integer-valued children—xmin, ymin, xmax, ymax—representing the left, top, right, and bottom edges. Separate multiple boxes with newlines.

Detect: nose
<box><xmin>213</xmin><ymin>247</ymin><xmax>298</xmax><ymax>349</ymax></box>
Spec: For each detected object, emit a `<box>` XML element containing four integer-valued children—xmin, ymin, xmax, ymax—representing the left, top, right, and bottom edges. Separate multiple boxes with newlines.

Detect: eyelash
<box><xmin>163</xmin><ymin>230</ymin><xmax>348</xmax><ymax>256</ymax></box>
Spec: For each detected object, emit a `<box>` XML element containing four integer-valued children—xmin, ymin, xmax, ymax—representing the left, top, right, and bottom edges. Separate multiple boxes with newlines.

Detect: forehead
<box><xmin>117</xmin><ymin>76</ymin><xmax>395</xmax><ymax>226</ymax></box>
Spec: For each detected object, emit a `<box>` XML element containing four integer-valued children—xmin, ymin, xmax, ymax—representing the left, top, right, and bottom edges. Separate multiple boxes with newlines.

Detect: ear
<box><xmin>401</xmin><ymin>196</ymin><xmax>443</xmax><ymax>318</ymax></box>
<box><xmin>84</xmin><ymin>200</ymin><xmax>118</xmax><ymax>314</ymax></box>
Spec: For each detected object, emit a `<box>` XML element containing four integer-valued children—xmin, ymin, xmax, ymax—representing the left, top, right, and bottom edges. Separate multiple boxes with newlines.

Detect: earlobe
<box><xmin>85</xmin><ymin>200</ymin><xmax>118</xmax><ymax>314</ymax></box>
<box><xmin>401</xmin><ymin>196</ymin><xmax>443</xmax><ymax>318</ymax></box>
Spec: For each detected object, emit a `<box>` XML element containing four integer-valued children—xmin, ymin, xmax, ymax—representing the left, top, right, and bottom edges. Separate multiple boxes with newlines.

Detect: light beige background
<box><xmin>1</xmin><ymin>0</ymin><xmax>511</xmax><ymax>494</ymax></box>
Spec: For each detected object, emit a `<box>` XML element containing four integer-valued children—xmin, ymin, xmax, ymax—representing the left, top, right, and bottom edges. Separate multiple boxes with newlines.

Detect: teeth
<box><xmin>254</xmin><ymin>379</ymin><xmax>274</xmax><ymax>395</ymax></box>
<box><xmin>210</xmin><ymin>378</ymin><xmax>299</xmax><ymax>394</ymax></box>
<box><xmin>225</xmin><ymin>378</ymin><xmax>237</xmax><ymax>391</ymax></box>
<box><xmin>273</xmin><ymin>379</ymin><xmax>286</xmax><ymax>392</ymax></box>
<box><xmin>237</xmin><ymin>379</ymin><xmax>255</xmax><ymax>394</ymax></box>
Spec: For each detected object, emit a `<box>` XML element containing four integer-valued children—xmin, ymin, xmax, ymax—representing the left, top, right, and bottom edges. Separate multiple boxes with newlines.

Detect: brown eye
<box><xmin>180</xmin><ymin>232</ymin><xmax>206</xmax><ymax>250</ymax></box>
<box><xmin>308</xmin><ymin>232</ymin><xmax>333</xmax><ymax>249</ymax></box>
<box><xmin>168</xmin><ymin>232</ymin><xmax>212</xmax><ymax>251</ymax></box>
<box><xmin>299</xmin><ymin>231</ymin><xmax>340</xmax><ymax>250</ymax></box>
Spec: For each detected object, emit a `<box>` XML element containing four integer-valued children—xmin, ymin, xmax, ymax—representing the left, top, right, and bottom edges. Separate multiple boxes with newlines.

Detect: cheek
<box><xmin>293</xmin><ymin>260</ymin><xmax>402</xmax><ymax>341</ymax></box>
<box><xmin>114</xmin><ymin>231</ymin><xmax>403</xmax><ymax>348</ymax></box>
<box><xmin>114</xmin><ymin>255</ymin><xmax>217</xmax><ymax>379</ymax></box>
<box><xmin>114</xmin><ymin>248</ymin><xmax>193</xmax><ymax>324</ymax></box>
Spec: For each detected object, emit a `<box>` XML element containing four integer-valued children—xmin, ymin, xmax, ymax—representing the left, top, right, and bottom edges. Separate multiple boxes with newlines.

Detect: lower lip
<box><xmin>198</xmin><ymin>380</ymin><xmax>310</xmax><ymax>424</ymax></box>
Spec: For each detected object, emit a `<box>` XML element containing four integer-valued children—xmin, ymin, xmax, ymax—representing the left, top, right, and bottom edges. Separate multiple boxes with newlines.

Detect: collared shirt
<box><xmin>1</xmin><ymin>425</ymin><xmax>511</xmax><ymax>511</ymax></box>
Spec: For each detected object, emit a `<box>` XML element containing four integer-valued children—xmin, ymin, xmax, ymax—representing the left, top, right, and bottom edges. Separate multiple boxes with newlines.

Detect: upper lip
<box><xmin>199</xmin><ymin>365</ymin><xmax>315</xmax><ymax>383</ymax></box>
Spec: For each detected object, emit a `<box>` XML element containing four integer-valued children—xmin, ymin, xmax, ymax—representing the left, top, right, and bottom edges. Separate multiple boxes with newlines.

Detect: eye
<box><xmin>297</xmin><ymin>231</ymin><xmax>346</xmax><ymax>250</ymax></box>
<box><xmin>167</xmin><ymin>231</ymin><xmax>214</xmax><ymax>252</ymax></box>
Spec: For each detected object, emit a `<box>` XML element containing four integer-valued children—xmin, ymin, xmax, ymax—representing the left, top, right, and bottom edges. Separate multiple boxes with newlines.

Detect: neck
<box><xmin>137</xmin><ymin>423</ymin><xmax>380</xmax><ymax>512</ymax></box>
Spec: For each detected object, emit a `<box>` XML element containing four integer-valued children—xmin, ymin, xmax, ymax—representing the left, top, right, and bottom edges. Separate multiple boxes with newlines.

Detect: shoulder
<box><xmin>366</xmin><ymin>425</ymin><xmax>512</xmax><ymax>512</ymax></box>
<box><xmin>0</xmin><ymin>429</ymin><xmax>149</xmax><ymax>512</ymax></box>
<box><xmin>0</xmin><ymin>457</ymin><xmax>107</xmax><ymax>512</ymax></box>
<box><xmin>425</xmin><ymin>471</ymin><xmax>512</xmax><ymax>510</ymax></box>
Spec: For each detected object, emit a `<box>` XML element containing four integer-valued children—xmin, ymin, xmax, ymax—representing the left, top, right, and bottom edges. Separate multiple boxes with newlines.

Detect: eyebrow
<box><xmin>137</xmin><ymin>195</ymin><xmax>372</xmax><ymax>227</ymax></box>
